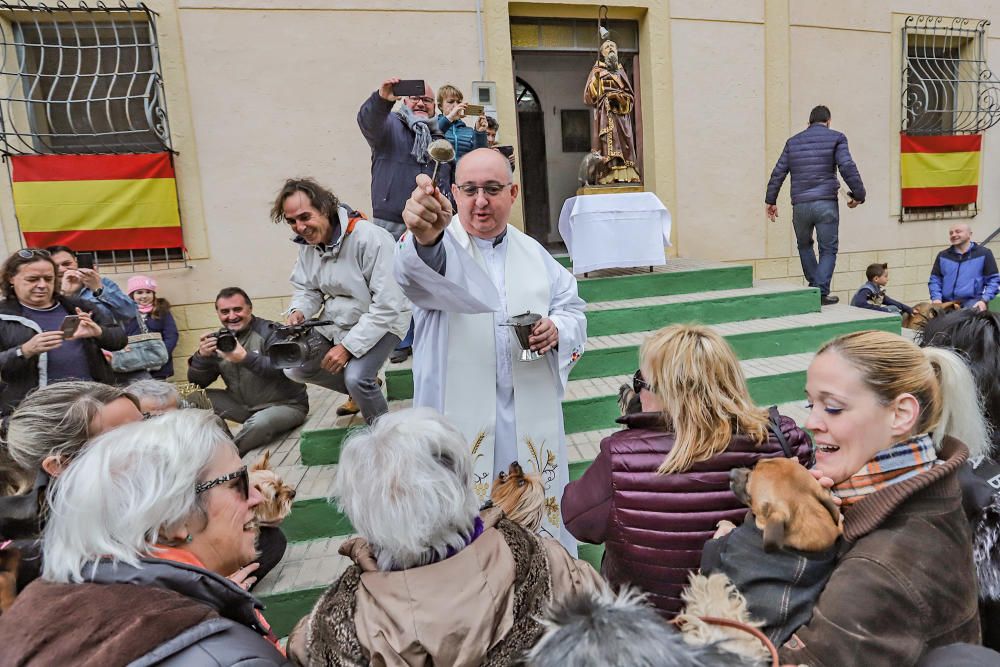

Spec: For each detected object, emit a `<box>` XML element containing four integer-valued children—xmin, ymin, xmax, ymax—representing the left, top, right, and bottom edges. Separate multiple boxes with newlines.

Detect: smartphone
<box><xmin>496</xmin><ymin>145</ymin><xmax>515</xmax><ymax>158</ymax></box>
<box><xmin>465</xmin><ymin>103</ymin><xmax>485</xmax><ymax>116</ymax></box>
<box><xmin>392</xmin><ymin>79</ymin><xmax>426</xmax><ymax>98</ymax></box>
<box><xmin>76</xmin><ymin>252</ymin><xmax>94</xmax><ymax>270</ymax></box>
<box><xmin>60</xmin><ymin>315</ymin><xmax>81</xmax><ymax>339</ymax></box>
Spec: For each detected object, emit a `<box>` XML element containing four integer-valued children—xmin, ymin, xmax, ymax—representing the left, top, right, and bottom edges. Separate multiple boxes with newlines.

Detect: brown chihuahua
<box><xmin>730</xmin><ymin>458</ymin><xmax>842</xmax><ymax>553</ymax></box>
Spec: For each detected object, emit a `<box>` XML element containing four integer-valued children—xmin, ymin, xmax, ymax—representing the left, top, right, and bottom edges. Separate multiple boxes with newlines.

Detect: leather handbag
<box><xmin>110</xmin><ymin>315</ymin><xmax>169</xmax><ymax>373</ymax></box>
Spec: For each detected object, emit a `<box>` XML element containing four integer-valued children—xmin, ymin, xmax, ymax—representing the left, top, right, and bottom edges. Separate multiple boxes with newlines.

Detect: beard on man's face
<box><xmin>605</xmin><ymin>53</ymin><xmax>619</xmax><ymax>69</ymax></box>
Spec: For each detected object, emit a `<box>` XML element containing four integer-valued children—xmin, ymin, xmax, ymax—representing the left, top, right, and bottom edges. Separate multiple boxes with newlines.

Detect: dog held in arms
<box><xmin>677</xmin><ymin>458</ymin><xmax>843</xmax><ymax>662</ymax></box>
<box><xmin>902</xmin><ymin>300</ymin><xmax>962</xmax><ymax>330</ymax></box>
<box><xmin>250</xmin><ymin>450</ymin><xmax>296</xmax><ymax>527</ymax></box>
<box><xmin>487</xmin><ymin>461</ymin><xmax>545</xmax><ymax>532</ymax></box>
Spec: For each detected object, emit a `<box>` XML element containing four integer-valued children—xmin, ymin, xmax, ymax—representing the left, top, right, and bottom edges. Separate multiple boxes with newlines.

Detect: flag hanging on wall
<box><xmin>900</xmin><ymin>133</ymin><xmax>982</xmax><ymax>207</ymax></box>
<box><xmin>9</xmin><ymin>152</ymin><xmax>183</xmax><ymax>250</ymax></box>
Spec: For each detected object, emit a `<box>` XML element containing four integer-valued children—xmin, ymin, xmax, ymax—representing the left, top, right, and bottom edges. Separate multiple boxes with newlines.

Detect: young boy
<box><xmin>851</xmin><ymin>263</ymin><xmax>913</xmax><ymax>315</ymax></box>
<box><xmin>436</xmin><ymin>84</ymin><xmax>488</xmax><ymax>161</ymax></box>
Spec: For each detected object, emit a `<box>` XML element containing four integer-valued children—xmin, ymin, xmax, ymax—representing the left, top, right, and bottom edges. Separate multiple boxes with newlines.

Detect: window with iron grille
<box><xmin>0</xmin><ymin>1</ymin><xmax>186</xmax><ymax>271</ymax></box>
<box><xmin>900</xmin><ymin>16</ymin><xmax>1000</xmax><ymax>221</ymax></box>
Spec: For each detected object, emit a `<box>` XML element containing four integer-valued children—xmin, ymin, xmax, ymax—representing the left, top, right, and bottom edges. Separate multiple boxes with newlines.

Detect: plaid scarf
<box><xmin>833</xmin><ymin>433</ymin><xmax>939</xmax><ymax>506</ymax></box>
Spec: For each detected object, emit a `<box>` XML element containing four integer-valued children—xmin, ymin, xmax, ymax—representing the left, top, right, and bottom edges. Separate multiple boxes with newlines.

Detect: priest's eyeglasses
<box><xmin>456</xmin><ymin>182</ymin><xmax>513</xmax><ymax>198</ymax></box>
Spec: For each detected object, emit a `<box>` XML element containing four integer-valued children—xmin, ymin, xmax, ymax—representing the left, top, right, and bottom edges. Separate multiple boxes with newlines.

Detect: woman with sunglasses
<box><xmin>561</xmin><ymin>324</ymin><xmax>812</xmax><ymax>619</ymax></box>
<box><xmin>1</xmin><ymin>381</ymin><xmax>145</xmax><ymax>596</ymax></box>
<box><xmin>0</xmin><ymin>409</ymin><xmax>290</xmax><ymax>665</ymax></box>
<box><xmin>0</xmin><ymin>248</ymin><xmax>126</xmax><ymax>414</ymax></box>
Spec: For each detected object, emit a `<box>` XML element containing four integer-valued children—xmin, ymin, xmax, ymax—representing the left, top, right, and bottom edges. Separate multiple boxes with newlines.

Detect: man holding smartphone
<box><xmin>47</xmin><ymin>246</ymin><xmax>138</xmax><ymax>323</ymax></box>
<box><xmin>357</xmin><ymin>76</ymin><xmax>451</xmax><ymax>366</ymax></box>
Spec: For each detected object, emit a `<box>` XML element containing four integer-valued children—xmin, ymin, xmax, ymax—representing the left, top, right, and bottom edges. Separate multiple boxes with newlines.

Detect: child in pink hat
<box><xmin>125</xmin><ymin>275</ymin><xmax>178</xmax><ymax>379</ymax></box>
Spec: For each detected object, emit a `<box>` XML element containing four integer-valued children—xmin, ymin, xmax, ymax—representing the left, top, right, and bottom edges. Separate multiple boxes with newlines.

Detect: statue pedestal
<box><xmin>576</xmin><ymin>183</ymin><xmax>644</xmax><ymax>196</ymax></box>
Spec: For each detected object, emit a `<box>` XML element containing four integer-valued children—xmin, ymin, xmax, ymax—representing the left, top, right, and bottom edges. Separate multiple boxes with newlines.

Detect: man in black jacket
<box><xmin>765</xmin><ymin>105</ymin><xmax>866</xmax><ymax>305</ymax></box>
<box><xmin>187</xmin><ymin>287</ymin><xmax>308</xmax><ymax>456</ymax></box>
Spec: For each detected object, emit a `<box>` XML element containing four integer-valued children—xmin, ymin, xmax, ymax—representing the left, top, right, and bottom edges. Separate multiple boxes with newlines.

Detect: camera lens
<box><xmin>216</xmin><ymin>331</ymin><xmax>237</xmax><ymax>353</ymax></box>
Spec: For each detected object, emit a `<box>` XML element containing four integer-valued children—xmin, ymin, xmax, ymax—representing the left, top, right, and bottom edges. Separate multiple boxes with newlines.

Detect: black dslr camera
<box><xmin>209</xmin><ymin>328</ymin><xmax>238</xmax><ymax>353</ymax></box>
<box><xmin>265</xmin><ymin>320</ymin><xmax>334</xmax><ymax>370</ymax></box>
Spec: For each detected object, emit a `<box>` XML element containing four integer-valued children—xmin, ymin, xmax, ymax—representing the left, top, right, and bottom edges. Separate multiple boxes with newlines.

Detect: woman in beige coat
<box><xmin>288</xmin><ymin>408</ymin><xmax>601</xmax><ymax>666</ymax></box>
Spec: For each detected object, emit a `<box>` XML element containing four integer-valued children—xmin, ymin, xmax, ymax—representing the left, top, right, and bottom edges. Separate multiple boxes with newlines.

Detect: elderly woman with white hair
<box><xmin>288</xmin><ymin>407</ymin><xmax>601</xmax><ymax>666</ymax></box>
<box><xmin>0</xmin><ymin>409</ymin><xmax>290</xmax><ymax>665</ymax></box>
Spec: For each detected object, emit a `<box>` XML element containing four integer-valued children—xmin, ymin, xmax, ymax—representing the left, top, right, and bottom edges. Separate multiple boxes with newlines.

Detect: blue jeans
<box><xmin>792</xmin><ymin>200</ymin><xmax>839</xmax><ymax>297</ymax></box>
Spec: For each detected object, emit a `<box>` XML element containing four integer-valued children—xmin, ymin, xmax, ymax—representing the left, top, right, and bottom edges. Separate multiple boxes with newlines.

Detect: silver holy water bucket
<box><xmin>501</xmin><ymin>312</ymin><xmax>544</xmax><ymax>362</ymax></box>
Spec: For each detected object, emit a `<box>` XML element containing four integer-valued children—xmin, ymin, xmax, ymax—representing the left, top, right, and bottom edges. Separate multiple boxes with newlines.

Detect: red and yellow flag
<box><xmin>900</xmin><ymin>134</ymin><xmax>982</xmax><ymax>207</ymax></box>
<box><xmin>9</xmin><ymin>152</ymin><xmax>183</xmax><ymax>250</ymax></box>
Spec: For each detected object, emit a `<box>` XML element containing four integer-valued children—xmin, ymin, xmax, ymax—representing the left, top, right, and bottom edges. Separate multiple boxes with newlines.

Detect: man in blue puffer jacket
<box><xmin>929</xmin><ymin>223</ymin><xmax>1000</xmax><ymax>311</ymax></box>
<box><xmin>765</xmin><ymin>105</ymin><xmax>866</xmax><ymax>305</ymax></box>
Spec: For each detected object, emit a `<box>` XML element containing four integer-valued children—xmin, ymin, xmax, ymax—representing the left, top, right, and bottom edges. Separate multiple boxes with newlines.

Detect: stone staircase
<box><xmin>244</xmin><ymin>257</ymin><xmax>901</xmax><ymax>637</ymax></box>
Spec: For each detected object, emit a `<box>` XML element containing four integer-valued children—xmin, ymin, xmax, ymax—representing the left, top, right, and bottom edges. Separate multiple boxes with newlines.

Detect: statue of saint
<box><xmin>584</xmin><ymin>39</ymin><xmax>641</xmax><ymax>184</ymax></box>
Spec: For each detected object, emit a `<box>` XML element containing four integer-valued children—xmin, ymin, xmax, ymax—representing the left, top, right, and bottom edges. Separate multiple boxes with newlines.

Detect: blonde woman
<box><xmin>779</xmin><ymin>330</ymin><xmax>983</xmax><ymax>666</ymax></box>
<box><xmin>562</xmin><ymin>324</ymin><xmax>812</xmax><ymax>618</ymax></box>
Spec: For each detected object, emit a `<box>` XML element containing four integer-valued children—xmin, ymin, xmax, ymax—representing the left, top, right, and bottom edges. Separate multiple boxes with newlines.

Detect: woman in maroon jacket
<box><xmin>562</xmin><ymin>324</ymin><xmax>812</xmax><ymax>618</ymax></box>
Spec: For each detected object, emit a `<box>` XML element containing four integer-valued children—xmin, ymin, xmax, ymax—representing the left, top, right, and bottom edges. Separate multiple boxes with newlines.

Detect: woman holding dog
<box><xmin>0</xmin><ymin>409</ymin><xmax>290</xmax><ymax>665</ymax></box>
<box><xmin>780</xmin><ymin>330</ymin><xmax>985</xmax><ymax>666</ymax></box>
<box><xmin>561</xmin><ymin>324</ymin><xmax>813</xmax><ymax>618</ymax></box>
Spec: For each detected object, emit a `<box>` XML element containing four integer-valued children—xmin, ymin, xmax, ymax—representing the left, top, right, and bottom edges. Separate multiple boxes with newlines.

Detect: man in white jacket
<box><xmin>273</xmin><ymin>178</ymin><xmax>410</xmax><ymax>423</ymax></box>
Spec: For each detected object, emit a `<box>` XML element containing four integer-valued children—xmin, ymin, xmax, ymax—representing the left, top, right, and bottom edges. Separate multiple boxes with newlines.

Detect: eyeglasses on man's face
<box><xmin>408</xmin><ymin>96</ymin><xmax>434</xmax><ymax>105</ymax></box>
<box><xmin>195</xmin><ymin>465</ymin><xmax>249</xmax><ymax>500</ymax></box>
<box><xmin>456</xmin><ymin>182</ymin><xmax>513</xmax><ymax>198</ymax></box>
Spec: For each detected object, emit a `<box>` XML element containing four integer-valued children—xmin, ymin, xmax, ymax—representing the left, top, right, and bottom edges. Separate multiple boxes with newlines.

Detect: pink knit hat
<box><xmin>126</xmin><ymin>275</ymin><xmax>157</xmax><ymax>295</ymax></box>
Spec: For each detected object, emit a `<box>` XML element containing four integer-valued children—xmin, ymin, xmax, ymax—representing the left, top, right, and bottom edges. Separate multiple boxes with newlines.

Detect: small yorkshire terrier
<box><xmin>249</xmin><ymin>450</ymin><xmax>296</xmax><ymax>527</ymax></box>
<box><xmin>489</xmin><ymin>461</ymin><xmax>545</xmax><ymax>533</ymax></box>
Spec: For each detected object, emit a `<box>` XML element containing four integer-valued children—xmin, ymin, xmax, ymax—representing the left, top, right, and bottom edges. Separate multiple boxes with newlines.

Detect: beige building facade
<box><xmin>0</xmin><ymin>0</ymin><xmax>998</xmax><ymax>378</ymax></box>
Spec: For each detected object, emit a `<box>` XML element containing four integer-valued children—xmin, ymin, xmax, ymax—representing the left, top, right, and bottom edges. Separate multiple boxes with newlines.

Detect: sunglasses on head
<box><xmin>16</xmin><ymin>248</ymin><xmax>50</xmax><ymax>260</ymax></box>
<box><xmin>633</xmin><ymin>369</ymin><xmax>652</xmax><ymax>394</ymax></box>
<box><xmin>195</xmin><ymin>465</ymin><xmax>249</xmax><ymax>500</ymax></box>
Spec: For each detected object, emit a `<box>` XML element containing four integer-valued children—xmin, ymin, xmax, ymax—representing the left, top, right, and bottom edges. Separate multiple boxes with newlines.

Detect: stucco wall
<box><xmin>0</xmin><ymin>0</ymin><xmax>998</xmax><ymax>376</ymax></box>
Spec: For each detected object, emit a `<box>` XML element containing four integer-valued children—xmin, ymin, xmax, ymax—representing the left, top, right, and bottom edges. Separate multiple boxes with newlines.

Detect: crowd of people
<box><xmin>0</xmin><ymin>81</ymin><xmax>998</xmax><ymax>667</ymax></box>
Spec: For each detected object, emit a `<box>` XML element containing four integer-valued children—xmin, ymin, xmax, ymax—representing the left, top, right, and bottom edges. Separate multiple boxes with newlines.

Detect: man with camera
<box><xmin>47</xmin><ymin>246</ymin><xmax>138</xmax><ymax>323</ymax></box>
<box><xmin>187</xmin><ymin>287</ymin><xmax>308</xmax><ymax>456</ymax></box>
<box><xmin>274</xmin><ymin>178</ymin><xmax>410</xmax><ymax>424</ymax></box>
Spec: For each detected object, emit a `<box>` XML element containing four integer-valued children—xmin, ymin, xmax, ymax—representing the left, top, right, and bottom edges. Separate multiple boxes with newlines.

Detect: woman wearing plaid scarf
<box><xmin>778</xmin><ymin>330</ymin><xmax>987</xmax><ymax>666</ymax></box>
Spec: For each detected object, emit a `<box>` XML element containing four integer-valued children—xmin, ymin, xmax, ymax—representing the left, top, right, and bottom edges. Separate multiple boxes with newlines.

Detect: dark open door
<box><xmin>515</xmin><ymin>77</ymin><xmax>550</xmax><ymax>243</ymax></box>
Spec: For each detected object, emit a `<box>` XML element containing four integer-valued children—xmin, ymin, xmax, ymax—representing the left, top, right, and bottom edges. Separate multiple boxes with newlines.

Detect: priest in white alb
<box><xmin>395</xmin><ymin>148</ymin><xmax>586</xmax><ymax>552</ymax></box>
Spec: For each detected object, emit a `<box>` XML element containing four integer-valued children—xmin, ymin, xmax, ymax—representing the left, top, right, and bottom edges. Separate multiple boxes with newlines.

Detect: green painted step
<box><xmin>384</xmin><ymin>314</ymin><xmax>897</xmax><ymax>400</ymax></box>
<box><xmin>588</xmin><ymin>287</ymin><xmax>818</xmax><ymax>338</ymax></box>
<box><xmin>579</xmin><ymin>543</ymin><xmax>605</xmax><ymax>571</ymax></box>
<box><xmin>555</xmin><ymin>255</ymin><xmax>571</xmax><ymax>268</ymax></box>
<box><xmin>282</xmin><ymin>497</ymin><xmax>353</xmax><ymax>542</ymax></box>
<box><xmin>577</xmin><ymin>264</ymin><xmax>752</xmax><ymax>303</ymax></box>
<box><xmin>260</xmin><ymin>586</ymin><xmax>325</xmax><ymax>638</ymax></box>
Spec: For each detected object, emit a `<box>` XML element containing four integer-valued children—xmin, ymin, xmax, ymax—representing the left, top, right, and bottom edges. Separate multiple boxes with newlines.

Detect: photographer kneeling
<box><xmin>188</xmin><ymin>287</ymin><xmax>308</xmax><ymax>456</ymax></box>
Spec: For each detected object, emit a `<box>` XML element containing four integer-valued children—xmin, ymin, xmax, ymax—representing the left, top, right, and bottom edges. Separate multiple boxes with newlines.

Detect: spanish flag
<box><xmin>9</xmin><ymin>152</ymin><xmax>183</xmax><ymax>250</ymax></box>
<box><xmin>900</xmin><ymin>134</ymin><xmax>982</xmax><ymax>207</ymax></box>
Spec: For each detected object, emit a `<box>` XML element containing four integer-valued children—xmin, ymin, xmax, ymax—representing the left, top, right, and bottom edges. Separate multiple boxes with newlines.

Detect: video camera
<box><xmin>265</xmin><ymin>320</ymin><xmax>334</xmax><ymax>370</ymax></box>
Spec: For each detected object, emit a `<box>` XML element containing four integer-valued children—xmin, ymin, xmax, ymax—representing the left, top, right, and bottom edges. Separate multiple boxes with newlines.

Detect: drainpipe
<box><xmin>476</xmin><ymin>0</ymin><xmax>486</xmax><ymax>80</ymax></box>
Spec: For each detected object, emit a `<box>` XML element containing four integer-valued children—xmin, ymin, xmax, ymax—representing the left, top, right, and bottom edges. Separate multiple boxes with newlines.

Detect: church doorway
<box><xmin>509</xmin><ymin>17</ymin><xmax>640</xmax><ymax>246</ymax></box>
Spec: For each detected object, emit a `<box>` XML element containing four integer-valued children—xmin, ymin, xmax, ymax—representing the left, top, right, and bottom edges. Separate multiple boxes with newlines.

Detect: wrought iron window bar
<box><xmin>0</xmin><ymin>0</ymin><xmax>171</xmax><ymax>155</ymax></box>
<box><xmin>0</xmin><ymin>1</ymin><xmax>185</xmax><ymax>269</ymax></box>
<box><xmin>901</xmin><ymin>15</ymin><xmax>1000</xmax><ymax>136</ymax></box>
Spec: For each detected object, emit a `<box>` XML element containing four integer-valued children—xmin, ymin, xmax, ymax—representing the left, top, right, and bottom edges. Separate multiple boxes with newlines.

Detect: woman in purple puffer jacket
<box><xmin>562</xmin><ymin>324</ymin><xmax>812</xmax><ymax>619</ymax></box>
